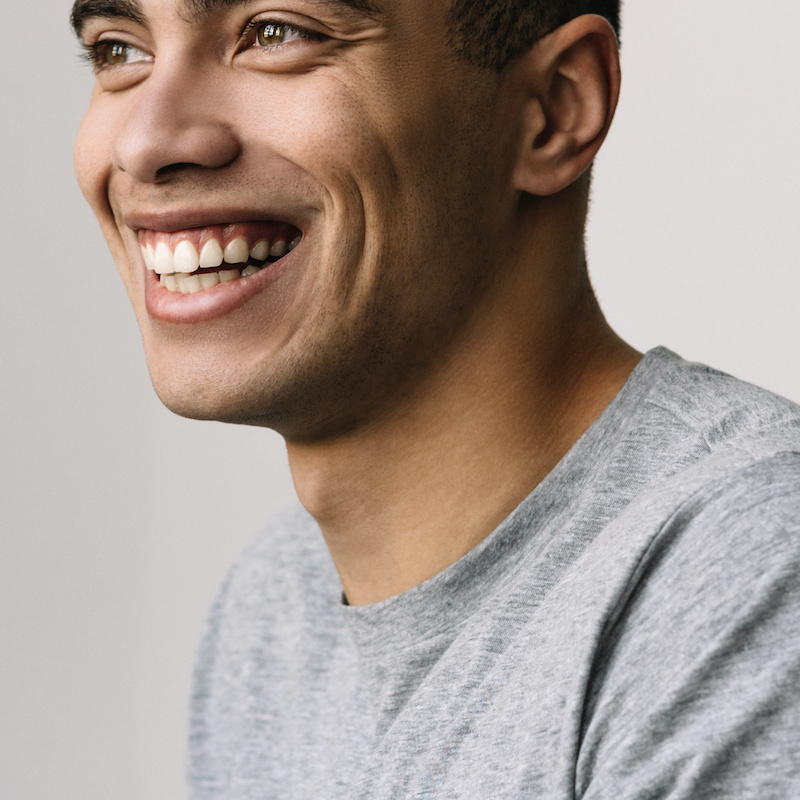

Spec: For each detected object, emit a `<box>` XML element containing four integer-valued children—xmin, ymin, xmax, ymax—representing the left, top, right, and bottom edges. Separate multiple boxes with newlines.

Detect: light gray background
<box><xmin>1</xmin><ymin>2</ymin><xmax>798</xmax><ymax>798</ymax></box>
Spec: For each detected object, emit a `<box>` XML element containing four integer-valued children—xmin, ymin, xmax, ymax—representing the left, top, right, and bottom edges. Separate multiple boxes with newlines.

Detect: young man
<box><xmin>72</xmin><ymin>0</ymin><xmax>800</xmax><ymax>796</ymax></box>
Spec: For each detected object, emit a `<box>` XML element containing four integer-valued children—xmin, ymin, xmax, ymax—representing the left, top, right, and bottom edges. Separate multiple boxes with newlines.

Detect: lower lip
<box><xmin>144</xmin><ymin>249</ymin><xmax>297</xmax><ymax>324</ymax></box>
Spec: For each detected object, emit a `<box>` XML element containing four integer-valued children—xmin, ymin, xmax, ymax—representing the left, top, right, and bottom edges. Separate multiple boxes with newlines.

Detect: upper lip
<box><xmin>122</xmin><ymin>204</ymin><xmax>316</xmax><ymax>234</ymax></box>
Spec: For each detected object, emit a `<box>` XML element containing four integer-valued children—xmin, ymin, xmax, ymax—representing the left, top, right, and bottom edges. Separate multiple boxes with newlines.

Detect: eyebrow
<box><xmin>184</xmin><ymin>0</ymin><xmax>382</xmax><ymax>19</ymax></box>
<box><xmin>70</xmin><ymin>0</ymin><xmax>382</xmax><ymax>38</ymax></box>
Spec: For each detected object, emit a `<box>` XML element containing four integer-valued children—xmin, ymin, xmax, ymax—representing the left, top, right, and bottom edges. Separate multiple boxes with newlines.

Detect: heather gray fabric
<box><xmin>189</xmin><ymin>348</ymin><xmax>800</xmax><ymax>798</ymax></box>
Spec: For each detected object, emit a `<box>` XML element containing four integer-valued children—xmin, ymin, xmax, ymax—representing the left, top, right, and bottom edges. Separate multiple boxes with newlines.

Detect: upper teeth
<box><xmin>249</xmin><ymin>240</ymin><xmax>270</xmax><ymax>262</ymax></box>
<box><xmin>223</xmin><ymin>238</ymin><xmax>249</xmax><ymax>265</ymax></box>
<box><xmin>141</xmin><ymin>234</ymin><xmax>301</xmax><ymax>276</ymax></box>
<box><xmin>199</xmin><ymin>239</ymin><xmax>224</xmax><ymax>268</ymax></box>
<box><xmin>174</xmin><ymin>240</ymin><xmax>200</xmax><ymax>272</ymax></box>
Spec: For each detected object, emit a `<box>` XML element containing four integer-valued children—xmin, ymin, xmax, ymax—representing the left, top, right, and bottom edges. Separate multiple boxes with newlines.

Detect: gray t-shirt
<box><xmin>189</xmin><ymin>348</ymin><xmax>800</xmax><ymax>798</ymax></box>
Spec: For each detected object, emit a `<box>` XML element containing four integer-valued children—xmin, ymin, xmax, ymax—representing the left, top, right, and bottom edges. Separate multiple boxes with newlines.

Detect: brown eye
<box><xmin>105</xmin><ymin>42</ymin><xmax>129</xmax><ymax>65</ymax></box>
<box><xmin>89</xmin><ymin>40</ymin><xmax>149</xmax><ymax>70</ymax></box>
<box><xmin>252</xmin><ymin>21</ymin><xmax>318</xmax><ymax>50</ymax></box>
<box><xmin>256</xmin><ymin>23</ymin><xmax>288</xmax><ymax>47</ymax></box>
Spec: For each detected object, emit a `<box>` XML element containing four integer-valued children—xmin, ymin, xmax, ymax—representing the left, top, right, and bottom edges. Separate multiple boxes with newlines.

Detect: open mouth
<box><xmin>139</xmin><ymin>222</ymin><xmax>302</xmax><ymax>294</ymax></box>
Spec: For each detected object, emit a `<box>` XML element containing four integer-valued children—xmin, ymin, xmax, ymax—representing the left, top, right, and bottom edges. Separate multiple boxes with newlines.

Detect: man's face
<box><xmin>74</xmin><ymin>0</ymin><xmax>522</xmax><ymax>440</ymax></box>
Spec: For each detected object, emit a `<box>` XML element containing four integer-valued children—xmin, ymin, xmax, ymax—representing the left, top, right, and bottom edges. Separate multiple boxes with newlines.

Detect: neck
<box><xmin>285</xmin><ymin>301</ymin><xmax>638</xmax><ymax>605</ymax></box>
<box><xmin>285</xmin><ymin>193</ymin><xmax>640</xmax><ymax>604</ymax></box>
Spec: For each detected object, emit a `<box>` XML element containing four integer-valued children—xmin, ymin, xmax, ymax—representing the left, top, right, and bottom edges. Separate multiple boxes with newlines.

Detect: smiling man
<box><xmin>71</xmin><ymin>0</ymin><xmax>800</xmax><ymax>796</ymax></box>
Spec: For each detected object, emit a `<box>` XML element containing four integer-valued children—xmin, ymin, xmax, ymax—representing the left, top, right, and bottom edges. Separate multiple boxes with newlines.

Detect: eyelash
<box><xmin>81</xmin><ymin>38</ymin><xmax>153</xmax><ymax>73</ymax></box>
<box><xmin>81</xmin><ymin>41</ymin><xmax>128</xmax><ymax>70</ymax></box>
<box><xmin>240</xmin><ymin>18</ymin><xmax>324</xmax><ymax>51</ymax></box>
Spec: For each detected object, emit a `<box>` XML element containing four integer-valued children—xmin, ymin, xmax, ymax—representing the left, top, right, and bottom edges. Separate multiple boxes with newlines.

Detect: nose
<box><xmin>112</xmin><ymin>63</ymin><xmax>241</xmax><ymax>183</ymax></box>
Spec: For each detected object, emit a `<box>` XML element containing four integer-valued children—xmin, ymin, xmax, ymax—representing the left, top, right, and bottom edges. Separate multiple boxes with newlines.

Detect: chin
<box><xmin>145</xmin><ymin>353</ymin><xmax>349</xmax><ymax>439</ymax></box>
<box><xmin>152</xmin><ymin>382</ymin><xmax>245</xmax><ymax>424</ymax></box>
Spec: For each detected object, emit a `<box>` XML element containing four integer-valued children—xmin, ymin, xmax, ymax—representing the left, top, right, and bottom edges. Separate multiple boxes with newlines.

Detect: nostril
<box><xmin>155</xmin><ymin>162</ymin><xmax>206</xmax><ymax>180</ymax></box>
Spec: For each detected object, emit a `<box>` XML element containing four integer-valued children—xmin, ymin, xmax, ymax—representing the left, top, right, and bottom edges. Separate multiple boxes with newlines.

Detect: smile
<box><xmin>139</xmin><ymin>222</ymin><xmax>302</xmax><ymax>294</ymax></box>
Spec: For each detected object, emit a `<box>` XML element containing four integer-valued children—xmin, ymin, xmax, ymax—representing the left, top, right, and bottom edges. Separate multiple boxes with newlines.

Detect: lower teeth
<box><xmin>160</xmin><ymin>265</ymin><xmax>262</xmax><ymax>294</ymax></box>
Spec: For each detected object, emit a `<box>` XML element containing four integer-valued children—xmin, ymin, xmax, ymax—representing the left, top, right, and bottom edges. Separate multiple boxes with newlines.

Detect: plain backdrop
<box><xmin>1</xmin><ymin>1</ymin><xmax>798</xmax><ymax>798</ymax></box>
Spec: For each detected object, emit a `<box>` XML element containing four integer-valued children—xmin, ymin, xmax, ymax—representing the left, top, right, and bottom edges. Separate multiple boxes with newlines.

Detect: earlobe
<box><xmin>511</xmin><ymin>15</ymin><xmax>621</xmax><ymax>197</ymax></box>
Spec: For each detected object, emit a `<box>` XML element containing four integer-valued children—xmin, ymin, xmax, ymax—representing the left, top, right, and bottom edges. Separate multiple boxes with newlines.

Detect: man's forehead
<box><xmin>71</xmin><ymin>0</ymin><xmax>383</xmax><ymax>36</ymax></box>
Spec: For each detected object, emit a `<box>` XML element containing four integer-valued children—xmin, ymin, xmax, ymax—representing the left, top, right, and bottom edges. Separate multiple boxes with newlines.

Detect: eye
<box><xmin>250</xmin><ymin>20</ymin><xmax>321</xmax><ymax>50</ymax></box>
<box><xmin>85</xmin><ymin>40</ymin><xmax>151</xmax><ymax>70</ymax></box>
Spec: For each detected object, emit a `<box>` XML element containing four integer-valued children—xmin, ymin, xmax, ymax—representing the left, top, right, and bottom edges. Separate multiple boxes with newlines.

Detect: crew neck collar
<box><xmin>341</xmin><ymin>348</ymin><xmax>677</xmax><ymax>658</ymax></box>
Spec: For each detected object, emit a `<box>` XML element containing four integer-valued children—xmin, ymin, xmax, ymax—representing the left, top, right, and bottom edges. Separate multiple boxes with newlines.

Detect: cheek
<box><xmin>74</xmin><ymin>100</ymin><xmax>127</xmax><ymax>263</ymax></box>
<box><xmin>241</xmin><ymin>79</ymin><xmax>407</xmax><ymax>279</ymax></box>
<box><xmin>240</xmin><ymin>73</ymin><xmax>400</xmax><ymax>198</ymax></box>
<box><xmin>74</xmin><ymin>103</ymin><xmax>111</xmax><ymax>209</ymax></box>
<box><xmin>74</xmin><ymin>101</ymin><xmax>137</xmax><ymax>280</ymax></box>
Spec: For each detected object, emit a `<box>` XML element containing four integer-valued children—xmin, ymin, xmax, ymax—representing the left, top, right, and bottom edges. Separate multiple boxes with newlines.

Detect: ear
<box><xmin>511</xmin><ymin>14</ymin><xmax>621</xmax><ymax>196</ymax></box>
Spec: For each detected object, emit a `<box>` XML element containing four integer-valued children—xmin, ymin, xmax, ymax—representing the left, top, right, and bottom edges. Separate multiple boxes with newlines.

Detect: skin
<box><xmin>74</xmin><ymin>0</ymin><xmax>640</xmax><ymax>605</ymax></box>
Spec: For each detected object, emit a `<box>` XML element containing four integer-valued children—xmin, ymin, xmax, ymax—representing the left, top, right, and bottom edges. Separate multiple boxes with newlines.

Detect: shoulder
<box><xmin>188</xmin><ymin>506</ymin><xmax>358</xmax><ymax>796</ymax></box>
<box><xmin>572</xmin><ymin>350</ymin><xmax>800</xmax><ymax>794</ymax></box>
<box><xmin>201</xmin><ymin>503</ymin><xmax>339</xmax><ymax>640</ymax></box>
<box><xmin>636</xmin><ymin>348</ymin><xmax>800</xmax><ymax>457</ymax></box>
<box><xmin>191</xmin><ymin>503</ymin><xmax>341</xmax><ymax>720</ymax></box>
<box><xmin>600</xmin><ymin>446</ymin><xmax>800</xmax><ymax>673</ymax></box>
<box><xmin>577</xmin><ymin>450</ymin><xmax>800</xmax><ymax>797</ymax></box>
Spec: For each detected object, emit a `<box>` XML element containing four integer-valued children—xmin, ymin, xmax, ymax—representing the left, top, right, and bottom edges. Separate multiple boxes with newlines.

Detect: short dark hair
<box><xmin>448</xmin><ymin>0</ymin><xmax>621</xmax><ymax>72</ymax></box>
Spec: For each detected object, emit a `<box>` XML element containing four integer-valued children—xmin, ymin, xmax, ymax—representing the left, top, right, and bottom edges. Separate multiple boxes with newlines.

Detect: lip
<box><xmin>125</xmin><ymin>203</ymin><xmax>314</xmax><ymax>324</ymax></box>
<box><xmin>143</xmin><ymin>231</ymin><xmax>305</xmax><ymax>325</ymax></box>
<box><xmin>124</xmin><ymin>204</ymin><xmax>314</xmax><ymax>235</ymax></box>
